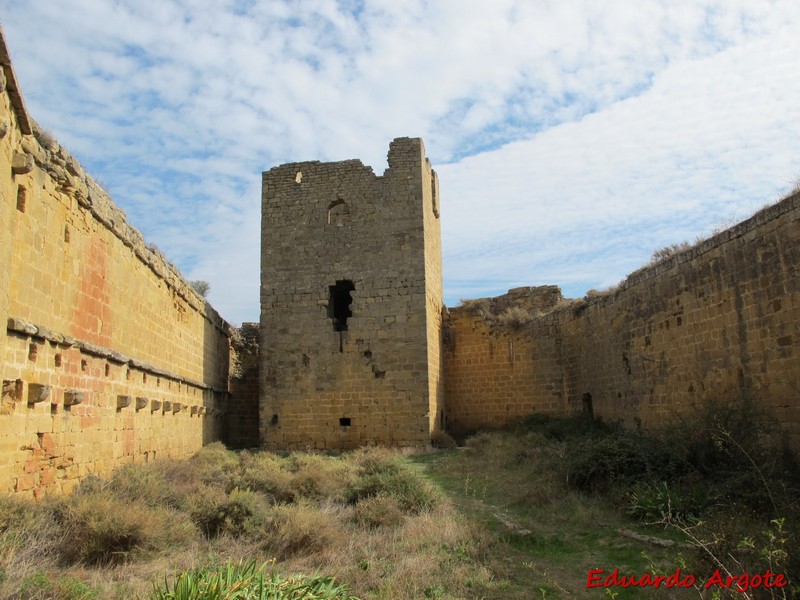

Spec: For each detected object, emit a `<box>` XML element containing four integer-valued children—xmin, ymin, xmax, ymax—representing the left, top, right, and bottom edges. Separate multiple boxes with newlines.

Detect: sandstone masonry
<box><xmin>1</xmin><ymin>22</ymin><xmax>798</xmax><ymax>495</ymax></box>
<box><xmin>260</xmin><ymin>138</ymin><xmax>444</xmax><ymax>449</ymax></box>
<box><xmin>445</xmin><ymin>192</ymin><xmax>800</xmax><ymax>448</ymax></box>
<box><xmin>0</xmin><ymin>28</ymin><xmax>232</xmax><ymax>497</ymax></box>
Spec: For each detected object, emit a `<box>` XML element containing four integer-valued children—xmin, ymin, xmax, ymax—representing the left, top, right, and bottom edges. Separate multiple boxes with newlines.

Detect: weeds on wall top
<box><xmin>190</xmin><ymin>280</ymin><xmax>210</xmax><ymax>298</ymax></box>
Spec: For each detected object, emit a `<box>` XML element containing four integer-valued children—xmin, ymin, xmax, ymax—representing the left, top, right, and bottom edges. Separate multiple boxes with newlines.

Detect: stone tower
<box><xmin>260</xmin><ymin>138</ymin><xmax>444</xmax><ymax>449</ymax></box>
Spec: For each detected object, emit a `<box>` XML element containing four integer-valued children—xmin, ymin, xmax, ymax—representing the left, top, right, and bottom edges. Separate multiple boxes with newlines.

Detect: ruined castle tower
<box><xmin>260</xmin><ymin>138</ymin><xmax>444</xmax><ymax>449</ymax></box>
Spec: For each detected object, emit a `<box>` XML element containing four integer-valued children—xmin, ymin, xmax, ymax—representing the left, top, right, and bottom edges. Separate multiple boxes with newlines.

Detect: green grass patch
<box><xmin>150</xmin><ymin>561</ymin><xmax>359</xmax><ymax>600</ymax></box>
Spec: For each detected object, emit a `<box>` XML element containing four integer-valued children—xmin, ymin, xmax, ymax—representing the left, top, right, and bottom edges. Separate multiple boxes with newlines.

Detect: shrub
<box><xmin>181</xmin><ymin>442</ymin><xmax>241</xmax><ymax>491</ymax></box>
<box><xmin>57</xmin><ymin>494</ymin><xmax>195</xmax><ymax>564</ymax></box>
<box><xmin>649</xmin><ymin>241</ymin><xmax>692</xmax><ymax>264</ymax></box>
<box><xmin>518</xmin><ymin>413</ymin><xmax>615</xmax><ymax>441</ymax></box>
<box><xmin>286</xmin><ymin>453</ymin><xmax>358</xmax><ymax>503</ymax></box>
<box><xmin>265</xmin><ymin>502</ymin><xmax>342</xmax><ymax>559</ymax></box>
<box><xmin>348</xmin><ymin>460</ymin><xmax>439</xmax><ymax>514</ymax></box>
<box><xmin>457</xmin><ymin>298</ymin><xmax>490</xmax><ymax>316</ymax></box>
<box><xmin>189</xmin><ymin>486</ymin><xmax>270</xmax><ymax>539</ymax></box>
<box><xmin>106</xmin><ymin>463</ymin><xmax>182</xmax><ymax>508</ymax></box>
<box><xmin>565</xmin><ymin>428</ymin><xmax>686</xmax><ymax>494</ymax></box>
<box><xmin>495</xmin><ymin>306</ymin><xmax>533</xmax><ymax>329</ymax></box>
<box><xmin>352</xmin><ymin>493</ymin><xmax>405</xmax><ymax>529</ymax></box>
<box><xmin>239</xmin><ymin>452</ymin><xmax>295</xmax><ymax>503</ymax></box>
<box><xmin>670</xmin><ymin>400</ymin><xmax>800</xmax><ymax>515</ymax></box>
<box><xmin>626</xmin><ymin>479</ymin><xmax>716</xmax><ymax>525</ymax></box>
<box><xmin>0</xmin><ymin>496</ymin><xmax>62</xmax><ymax>592</ymax></box>
<box><xmin>189</xmin><ymin>280</ymin><xmax>210</xmax><ymax>298</ymax></box>
<box><xmin>430</xmin><ymin>430</ymin><xmax>457</xmax><ymax>449</ymax></box>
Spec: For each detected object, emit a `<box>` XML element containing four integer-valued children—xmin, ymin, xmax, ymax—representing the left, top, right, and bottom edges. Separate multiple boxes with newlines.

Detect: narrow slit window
<box><xmin>328</xmin><ymin>280</ymin><xmax>355</xmax><ymax>332</ymax></box>
<box><xmin>16</xmin><ymin>185</ymin><xmax>26</xmax><ymax>213</ymax></box>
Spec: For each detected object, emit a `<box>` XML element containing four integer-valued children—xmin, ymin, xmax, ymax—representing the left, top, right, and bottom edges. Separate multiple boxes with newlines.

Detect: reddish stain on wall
<box><xmin>71</xmin><ymin>238</ymin><xmax>114</xmax><ymax>346</ymax></box>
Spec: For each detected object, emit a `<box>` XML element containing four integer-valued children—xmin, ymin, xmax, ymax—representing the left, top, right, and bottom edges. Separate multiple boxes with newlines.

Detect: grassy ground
<box><xmin>1</xmin><ymin>411</ymin><xmax>797</xmax><ymax>599</ymax></box>
<box><xmin>412</xmin><ymin>433</ymin><xmax>681</xmax><ymax>599</ymax></box>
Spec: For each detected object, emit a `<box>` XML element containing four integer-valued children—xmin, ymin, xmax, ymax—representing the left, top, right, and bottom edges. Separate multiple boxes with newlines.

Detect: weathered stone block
<box><xmin>63</xmin><ymin>390</ymin><xmax>84</xmax><ymax>406</ymax></box>
<box><xmin>27</xmin><ymin>383</ymin><xmax>51</xmax><ymax>405</ymax></box>
<box><xmin>11</xmin><ymin>152</ymin><xmax>33</xmax><ymax>175</ymax></box>
<box><xmin>7</xmin><ymin>317</ymin><xmax>37</xmax><ymax>336</ymax></box>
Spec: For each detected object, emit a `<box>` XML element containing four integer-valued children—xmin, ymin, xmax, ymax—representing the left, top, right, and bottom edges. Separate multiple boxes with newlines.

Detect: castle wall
<box><xmin>0</xmin><ymin>33</ymin><xmax>231</xmax><ymax>497</ymax></box>
<box><xmin>560</xmin><ymin>192</ymin><xmax>800</xmax><ymax>443</ymax></box>
<box><xmin>260</xmin><ymin>138</ymin><xmax>443</xmax><ymax>449</ymax></box>
<box><xmin>444</xmin><ymin>287</ymin><xmax>570</xmax><ymax>432</ymax></box>
<box><xmin>445</xmin><ymin>193</ymin><xmax>800</xmax><ymax>446</ymax></box>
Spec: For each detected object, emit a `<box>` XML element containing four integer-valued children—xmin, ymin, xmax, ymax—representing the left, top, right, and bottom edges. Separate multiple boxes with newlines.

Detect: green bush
<box><xmin>190</xmin><ymin>487</ymin><xmax>270</xmax><ymax>539</ymax></box>
<box><xmin>673</xmin><ymin>401</ymin><xmax>800</xmax><ymax>515</ymax></box>
<box><xmin>565</xmin><ymin>428</ymin><xmax>686</xmax><ymax>493</ymax></box>
<box><xmin>285</xmin><ymin>453</ymin><xmax>358</xmax><ymax>503</ymax></box>
<box><xmin>626</xmin><ymin>479</ymin><xmax>715</xmax><ymax>524</ymax></box>
<box><xmin>518</xmin><ymin>413</ymin><xmax>616</xmax><ymax>441</ymax></box>
<box><xmin>348</xmin><ymin>459</ymin><xmax>439</xmax><ymax>514</ymax></box>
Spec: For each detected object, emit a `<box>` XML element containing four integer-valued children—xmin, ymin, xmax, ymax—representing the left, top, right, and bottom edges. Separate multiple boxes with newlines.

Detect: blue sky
<box><xmin>2</xmin><ymin>0</ymin><xmax>799</xmax><ymax>325</ymax></box>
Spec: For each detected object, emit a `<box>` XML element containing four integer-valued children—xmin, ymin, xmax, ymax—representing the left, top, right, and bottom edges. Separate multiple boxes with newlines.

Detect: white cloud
<box><xmin>2</xmin><ymin>0</ymin><xmax>799</xmax><ymax>323</ymax></box>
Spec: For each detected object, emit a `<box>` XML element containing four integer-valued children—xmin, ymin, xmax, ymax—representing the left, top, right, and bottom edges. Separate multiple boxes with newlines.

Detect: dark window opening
<box><xmin>16</xmin><ymin>185</ymin><xmax>26</xmax><ymax>213</ymax></box>
<box><xmin>339</xmin><ymin>417</ymin><xmax>351</xmax><ymax>427</ymax></box>
<box><xmin>270</xmin><ymin>414</ymin><xmax>279</xmax><ymax>425</ymax></box>
<box><xmin>327</xmin><ymin>198</ymin><xmax>350</xmax><ymax>225</ymax></box>
<box><xmin>582</xmin><ymin>393</ymin><xmax>593</xmax><ymax>417</ymax></box>
<box><xmin>328</xmin><ymin>280</ymin><xmax>355</xmax><ymax>332</ymax></box>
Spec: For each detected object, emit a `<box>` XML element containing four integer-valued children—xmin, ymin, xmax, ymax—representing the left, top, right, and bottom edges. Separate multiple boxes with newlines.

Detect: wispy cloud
<box><xmin>2</xmin><ymin>0</ymin><xmax>799</xmax><ymax>322</ymax></box>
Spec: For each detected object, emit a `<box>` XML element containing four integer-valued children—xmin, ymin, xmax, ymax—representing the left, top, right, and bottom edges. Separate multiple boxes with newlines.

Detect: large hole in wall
<box><xmin>328</xmin><ymin>280</ymin><xmax>355</xmax><ymax>332</ymax></box>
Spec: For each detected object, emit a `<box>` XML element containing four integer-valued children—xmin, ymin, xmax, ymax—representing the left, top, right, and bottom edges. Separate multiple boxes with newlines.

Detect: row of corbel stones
<box><xmin>3</xmin><ymin>116</ymin><xmax>230</xmax><ymax>337</ymax></box>
<box><xmin>7</xmin><ymin>316</ymin><xmax>226</xmax><ymax>396</ymax></box>
<box><xmin>20</xmin><ymin>382</ymin><xmax>223</xmax><ymax>416</ymax></box>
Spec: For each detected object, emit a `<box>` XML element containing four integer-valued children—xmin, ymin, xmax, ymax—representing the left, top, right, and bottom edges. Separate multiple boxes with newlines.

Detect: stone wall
<box><xmin>443</xmin><ymin>287</ymin><xmax>569</xmax><ymax>433</ymax></box>
<box><xmin>444</xmin><ymin>193</ymin><xmax>800</xmax><ymax>447</ymax></box>
<box><xmin>260</xmin><ymin>138</ymin><xmax>443</xmax><ymax>449</ymax></box>
<box><xmin>227</xmin><ymin>322</ymin><xmax>260</xmax><ymax>448</ymax></box>
<box><xmin>0</xmin><ymin>29</ymin><xmax>231</xmax><ymax>497</ymax></box>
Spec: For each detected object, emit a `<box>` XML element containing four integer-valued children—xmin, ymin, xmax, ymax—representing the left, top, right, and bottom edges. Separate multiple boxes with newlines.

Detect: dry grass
<box><xmin>0</xmin><ymin>444</ymin><xmax>488</xmax><ymax>600</ymax></box>
<box><xmin>494</xmin><ymin>305</ymin><xmax>534</xmax><ymax>329</ymax></box>
<box><xmin>56</xmin><ymin>493</ymin><xmax>197</xmax><ymax>565</ymax></box>
<box><xmin>649</xmin><ymin>241</ymin><xmax>693</xmax><ymax>264</ymax></box>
